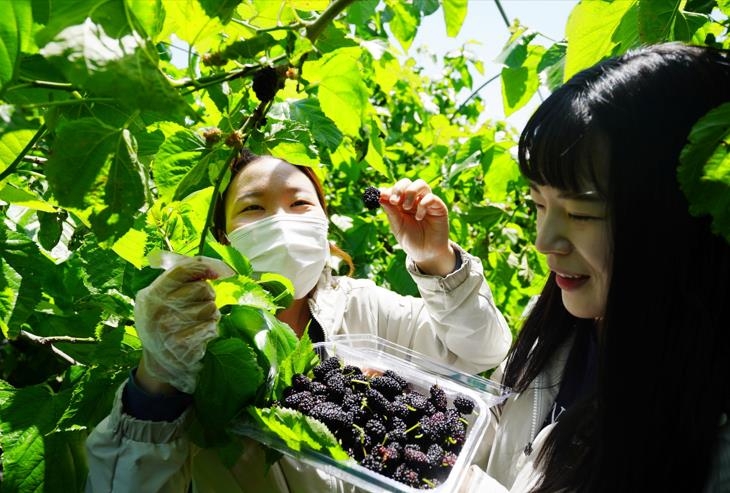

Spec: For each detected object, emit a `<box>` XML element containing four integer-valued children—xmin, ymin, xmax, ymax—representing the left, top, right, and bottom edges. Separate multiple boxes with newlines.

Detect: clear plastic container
<box><xmin>231</xmin><ymin>334</ymin><xmax>511</xmax><ymax>492</ymax></box>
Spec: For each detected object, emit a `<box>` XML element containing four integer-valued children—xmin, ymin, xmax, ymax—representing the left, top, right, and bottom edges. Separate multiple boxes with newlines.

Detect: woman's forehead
<box><xmin>235</xmin><ymin>158</ymin><xmax>315</xmax><ymax>192</ymax></box>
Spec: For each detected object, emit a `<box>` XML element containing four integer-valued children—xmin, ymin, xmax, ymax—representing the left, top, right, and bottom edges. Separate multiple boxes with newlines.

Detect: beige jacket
<box><xmin>85</xmin><ymin>245</ymin><xmax>511</xmax><ymax>493</ymax></box>
<box><xmin>462</xmin><ymin>335</ymin><xmax>730</xmax><ymax>493</ymax></box>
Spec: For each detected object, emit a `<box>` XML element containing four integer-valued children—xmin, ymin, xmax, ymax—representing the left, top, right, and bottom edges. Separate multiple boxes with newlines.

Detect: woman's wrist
<box><xmin>136</xmin><ymin>356</ymin><xmax>179</xmax><ymax>396</ymax></box>
<box><xmin>414</xmin><ymin>244</ymin><xmax>458</xmax><ymax>277</ymax></box>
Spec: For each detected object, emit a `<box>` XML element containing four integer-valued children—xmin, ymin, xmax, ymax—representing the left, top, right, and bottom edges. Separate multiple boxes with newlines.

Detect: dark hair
<box><xmin>504</xmin><ymin>43</ymin><xmax>730</xmax><ymax>492</ymax></box>
<box><xmin>213</xmin><ymin>149</ymin><xmax>354</xmax><ymax>275</ymax></box>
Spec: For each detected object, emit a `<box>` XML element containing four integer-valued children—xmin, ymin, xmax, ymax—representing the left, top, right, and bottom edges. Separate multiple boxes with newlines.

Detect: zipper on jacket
<box><xmin>307</xmin><ymin>300</ymin><xmax>330</xmax><ymax>360</ymax></box>
<box><xmin>523</xmin><ymin>374</ymin><xmax>541</xmax><ymax>456</ymax></box>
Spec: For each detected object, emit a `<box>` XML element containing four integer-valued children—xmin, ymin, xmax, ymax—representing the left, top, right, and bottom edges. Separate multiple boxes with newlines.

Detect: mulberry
<box><xmin>370</xmin><ymin>376</ymin><xmax>402</xmax><ymax>399</ymax></box>
<box><xmin>429</xmin><ymin>385</ymin><xmax>448</xmax><ymax>411</ymax></box>
<box><xmin>362</xmin><ymin>186</ymin><xmax>381</xmax><ymax>210</ymax></box>
<box><xmin>313</xmin><ymin>356</ymin><xmax>341</xmax><ymax>380</ymax></box>
<box><xmin>453</xmin><ymin>394</ymin><xmax>475</xmax><ymax>415</ymax></box>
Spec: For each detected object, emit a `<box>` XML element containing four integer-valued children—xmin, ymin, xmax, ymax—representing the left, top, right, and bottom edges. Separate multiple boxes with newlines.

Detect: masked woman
<box><xmin>85</xmin><ymin>150</ymin><xmax>512</xmax><ymax>492</ymax></box>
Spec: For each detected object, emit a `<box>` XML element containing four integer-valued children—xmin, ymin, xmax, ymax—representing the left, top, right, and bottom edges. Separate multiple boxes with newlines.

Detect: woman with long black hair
<box><xmin>468</xmin><ymin>42</ymin><xmax>730</xmax><ymax>492</ymax></box>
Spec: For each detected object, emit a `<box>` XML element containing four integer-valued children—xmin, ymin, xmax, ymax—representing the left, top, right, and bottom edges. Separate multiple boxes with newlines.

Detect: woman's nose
<box><xmin>535</xmin><ymin>214</ymin><xmax>572</xmax><ymax>255</ymax></box>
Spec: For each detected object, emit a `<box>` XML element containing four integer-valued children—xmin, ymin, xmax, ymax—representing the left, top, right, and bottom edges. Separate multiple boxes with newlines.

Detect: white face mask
<box><xmin>227</xmin><ymin>214</ymin><xmax>330</xmax><ymax>299</ymax></box>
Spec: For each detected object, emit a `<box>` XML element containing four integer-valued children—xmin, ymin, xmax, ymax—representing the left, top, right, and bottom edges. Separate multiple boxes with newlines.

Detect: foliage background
<box><xmin>0</xmin><ymin>0</ymin><xmax>728</xmax><ymax>490</ymax></box>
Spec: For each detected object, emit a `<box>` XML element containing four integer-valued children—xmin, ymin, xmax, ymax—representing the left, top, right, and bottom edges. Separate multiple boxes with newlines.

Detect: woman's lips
<box><xmin>554</xmin><ymin>272</ymin><xmax>589</xmax><ymax>290</ymax></box>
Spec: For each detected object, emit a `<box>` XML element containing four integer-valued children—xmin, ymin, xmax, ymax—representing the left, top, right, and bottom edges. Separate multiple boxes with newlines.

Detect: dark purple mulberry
<box><xmin>453</xmin><ymin>394</ymin><xmax>475</xmax><ymax>415</ymax></box>
<box><xmin>291</xmin><ymin>373</ymin><xmax>311</xmax><ymax>391</ymax></box>
<box><xmin>371</xmin><ymin>376</ymin><xmax>402</xmax><ymax>399</ymax></box>
<box><xmin>404</xmin><ymin>446</ymin><xmax>433</xmax><ymax>472</ymax></box>
<box><xmin>313</xmin><ymin>356</ymin><xmax>341</xmax><ymax>380</ymax></box>
<box><xmin>393</xmin><ymin>463</ymin><xmax>421</xmax><ymax>488</ymax></box>
<box><xmin>429</xmin><ymin>384</ymin><xmax>448</xmax><ymax>411</ymax></box>
<box><xmin>365</xmin><ymin>418</ymin><xmax>388</xmax><ymax>442</ymax></box>
<box><xmin>365</xmin><ymin>388</ymin><xmax>391</xmax><ymax>415</ymax></box>
<box><xmin>252</xmin><ymin>66</ymin><xmax>283</xmax><ymax>103</ymax></box>
<box><xmin>309</xmin><ymin>401</ymin><xmax>352</xmax><ymax>432</ymax></box>
<box><xmin>383</xmin><ymin>370</ymin><xmax>408</xmax><ymax>391</ymax></box>
<box><xmin>362</xmin><ymin>186</ymin><xmax>381</xmax><ymax>210</ymax></box>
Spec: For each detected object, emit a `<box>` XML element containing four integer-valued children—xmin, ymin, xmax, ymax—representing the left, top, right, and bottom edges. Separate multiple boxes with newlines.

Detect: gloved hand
<box><xmin>134</xmin><ymin>252</ymin><xmax>235</xmax><ymax>394</ymax></box>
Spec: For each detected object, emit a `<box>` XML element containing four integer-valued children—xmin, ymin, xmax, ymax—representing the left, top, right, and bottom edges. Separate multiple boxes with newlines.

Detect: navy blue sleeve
<box><xmin>122</xmin><ymin>368</ymin><xmax>193</xmax><ymax>422</ymax></box>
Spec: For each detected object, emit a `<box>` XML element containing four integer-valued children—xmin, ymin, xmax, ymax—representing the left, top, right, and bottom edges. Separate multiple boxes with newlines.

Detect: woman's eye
<box><xmin>568</xmin><ymin>213</ymin><xmax>601</xmax><ymax>222</ymax></box>
<box><xmin>241</xmin><ymin>204</ymin><xmax>264</xmax><ymax>213</ymax></box>
<box><xmin>292</xmin><ymin>199</ymin><xmax>314</xmax><ymax>207</ymax></box>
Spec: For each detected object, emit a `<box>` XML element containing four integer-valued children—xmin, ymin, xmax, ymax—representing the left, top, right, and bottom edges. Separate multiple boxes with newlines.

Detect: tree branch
<box><xmin>197</xmin><ymin>98</ymin><xmax>274</xmax><ymax>255</ymax></box>
<box><xmin>494</xmin><ymin>0</ymin><xmax>511</xmax><ymax>28</ymax></box>
<box><xmin>0</xmin><ymin>124</ymin><xmax>47</xmax><ymax>182</ymax></box>
<box><xmin>305</xmin><ymin>0</ymin><xmax>358</xmax><ymax>42</ymax></box>
<box><xmin>449</xmin><ymin>73</ymin><xmax>501</xmax><ymax>123</ymax></box>
<box><xmin>18</xmin><ymin>329</ymin><xmax>95</xmax><ymax>366</ymax></box>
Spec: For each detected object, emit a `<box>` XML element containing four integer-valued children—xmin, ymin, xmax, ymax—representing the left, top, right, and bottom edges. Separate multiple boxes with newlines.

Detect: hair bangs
<box><xmin>518</xmin><ymin>91</ymin><xmax>607</xmax><ymax>196</ymax></box>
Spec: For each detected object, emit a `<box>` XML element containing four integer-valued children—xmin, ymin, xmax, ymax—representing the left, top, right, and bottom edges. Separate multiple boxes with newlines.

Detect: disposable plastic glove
<box><xmin>134</xmin><ymin>252</ymin><xmax>235</xmax><ymax>394</ymax></box>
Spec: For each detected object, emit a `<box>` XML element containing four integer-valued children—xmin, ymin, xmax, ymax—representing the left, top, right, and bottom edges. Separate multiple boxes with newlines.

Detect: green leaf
<box><xmin>55</xmin><ymin>366</ymin><xmax>129</xmax><ymax>431</ymax></box>
<box><xmin>0</xmin><ymin>182</ymin><xmax>57</xmax><ymax>212</ymax></box>
<box><xmin>45</xmin><ymin>119</ymin><xmax>119</xmax><ymax>207</ymax></box>
<box><xmin>212</xmin><ymin>275</ymin><xmax>275</xmax><ymax>311</ymax></box>
<box><xmin>0</xmin><ymin>257</ymin><xmax>21</xmax><ymax>337</ymax></box>
<box><xmin>345</xmin><ymin>0</ymin><xmax>378</xmax><ymax>26</ymax></box>
<box><xmin>537</xmin><ymin>42</ymin><xmax>566</xmax><ymax>91</ymax></box>
<box><xmin>38</xmin><ymin>211</ymin><xmax>63</xmax><ymax>250</ymax></box>
<box><xmin>126</xmin><ymin>0</ymin><xmax>166</xmax><ymax>38</ymax></box>
<box><xmin>247</xmin><ymin>406</ymin><xmax>350</xmax><ymax>461</ymax></box>
<box><xmin>198</xmin><ymin>0</ymin><xmax>243</xmax><ymax>22</ymax></box>
<box><xmin>1</xmin><ymin>229</ymin><xmax>59</xmax><ymax>335</ymax></box>
<box><xmin>384</xmin><ymin>250</ymin><xmax>418</xmax><ymax>296</ymax></box>
<box><xmin>256</xmin><ymin>272</ymin><xmax>294</xmax><ymax>308</ymax></box>
<box><xmin>221</xmin><ymin>32</ymin><xmax>278</xmax><ymax>61</ymax></box>
<box><xmin>112</xmin><ymin>225</ymin><xmax>148</xmax><ymax>268</ymax></box>
<box><xmin>442</xmin><ymin>0</ymin><xmax>468</xmax><ymax>37</ymax></box>
<box><xmin>43</xmin><ymin>429</ymin><xmax>89</xmax><ymax>493</ymax></box>
<box><xmin>35</xmin><ymin>0</ymin><xmax>131</xmax><ymax>46</ymax></box>
<box><xmin>271</xmin><ymin>330</ymin><xmax>318</xmax><ymax>400</ymax></box>
<box><xmin>564</xmin><ymin>0</ymin><xmax>639</xmax><ymax>80</ymax></box>
<box><xmin>500</xmin><ymin>43</ymin><xmax>544</xmax><ymax>116</ymax></box>
<box><xmin>0</xmin><ymin>381</ymin><xmax>75</xmax><ymax>492</ymax></box>
<box><xmin>638</xmin><ymin>0</ymin><xmax>709</xmax><ymax>43</ymax></box>
<box><xmin>0</xmin><ymin>129</ymin><xmax>37</xmax><ymax>175</ymax></box>
<box><xmin>203</xmin><ymin>242</ymin><xmax>253</xmax><ymax>278</ymax></box>
<box><xmin>46</xmin><ymin>119</ymin><xmax>145</xmax><ymax>242</ymax></box>
<box><xmin>461</xmin><ymin>205</ymin><xmax>507</xmax><ymax>230</ymax></box>
<box><xmin>0</xmin><ymin>0</ymin><xmax>33</xmax><ymax>90</ymax></box>
<box><xmin>40</xmin><ymin>18</ymin><xmax>191</xmax><ymax>118</ymax></box>
<box><xmin>152</xmin><ymin>126</ymin><xmax>207</xmax><ymax>199</ymax></box>
<box><xmin>89</xmin><ymin>128</ymin><xmax>146</xmax><ymax>242</ymax></box>
<box><xmin>194</xmin><ymin>338</ymin><xmax>264</xmax><ymax>430</ymax></box>
<box><xmin>304</xmin><ymin>48</ymin><xmax>369</xmax><ymax>137</ymax></box>
<box><xmin>282</xmin><ymin>99</ymin><xmax>343</xmax><ymax>152</ymax></box>
<box><xmin>678</xmin><ymin>102</ymin><xmax>730</xmax><ymax>243</ymax></box>
<box><xmin>385</xmin><ymin>0</ymin><xmax>418</xmax><ymax>51</ymax></box>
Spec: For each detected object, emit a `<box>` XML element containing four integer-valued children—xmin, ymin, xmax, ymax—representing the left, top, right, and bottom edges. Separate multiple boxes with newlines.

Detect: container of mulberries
<box><xmin>239</xmin><ymin>334</ymin><xmax>510</xmax><ymax>492</ymax></box>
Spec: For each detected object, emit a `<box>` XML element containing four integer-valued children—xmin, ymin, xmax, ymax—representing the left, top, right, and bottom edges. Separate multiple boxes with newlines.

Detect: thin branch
<box><xmin>19</xmin><ymin>330</ymin><xmax>96</xmax><ymax>345</ymax></box>
<box><xmin>12</xmin><ymin>78</ymin><xmax>77</xmax><ymax>91</ymax></box>
<box><xmin>18</xmin><ymin>329</ymin><xmax>95</xmax><ymax>366</ymax></box>
<box><xmin>494</xmin><ymin>0</ymin><xmax>511</xmax><ymax>29</ymax></box>
<box><xmin>449</xmin><ymin>73</ymin><xmax>501</xmax><ymax>122</ymax></box>
<box><xmin>0</xmin><ymin>124</ymin><xmax>47</xmax><ymax>182</ymax></box>
<box><xmin>22</xmin><ymin>155</ymin><xmax>48</xmax><ymax>165</ymax></box>
<box><xmin>230</xmin><ymin>18</ymin><xmax>301</xmax><ymax>34</ymax></box>
<box><xmin>196</xmin><ymin>99</ymin><xmax>273</xmax><ymax>255</ymax></box>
